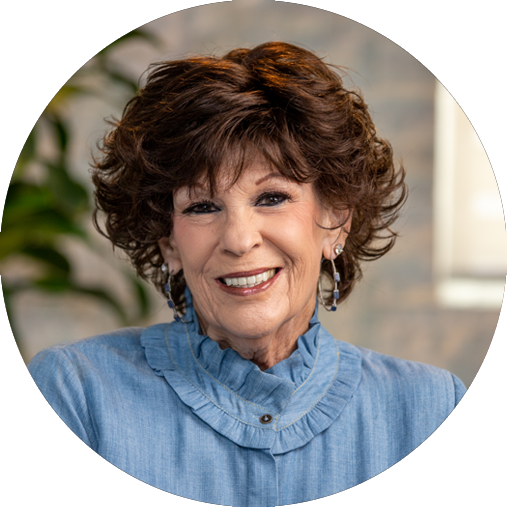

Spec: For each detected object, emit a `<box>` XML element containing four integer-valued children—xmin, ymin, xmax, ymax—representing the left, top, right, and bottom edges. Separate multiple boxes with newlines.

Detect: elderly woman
<box><xmin>28</xmin><ymin>42</ymin><xmax>465</xmax><ymax>506</ymax></box>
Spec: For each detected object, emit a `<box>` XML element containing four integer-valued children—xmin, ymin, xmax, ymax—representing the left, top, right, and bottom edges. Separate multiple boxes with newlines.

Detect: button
<box><xmin>260</xmin><ymin>414</ymin><xmax>273</xmax><ymax>424</ymax></box>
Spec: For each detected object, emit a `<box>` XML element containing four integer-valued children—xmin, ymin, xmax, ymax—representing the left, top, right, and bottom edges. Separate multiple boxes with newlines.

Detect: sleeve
<box><xmin>436</xmin><ymin>375</ymin><xmax>505</xmax><ymax>507</ymax></box>
<box><xmin>0</xmin><ymin>347</ymin><xmax>99</xmax><ymax>507</ymax></box>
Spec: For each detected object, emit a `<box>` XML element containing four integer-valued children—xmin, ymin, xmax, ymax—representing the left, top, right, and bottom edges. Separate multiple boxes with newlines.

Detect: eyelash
<box><xmin>182</xmin><ymin>191</ymin><xmax>293</xmax><ymax>215</ymax></box>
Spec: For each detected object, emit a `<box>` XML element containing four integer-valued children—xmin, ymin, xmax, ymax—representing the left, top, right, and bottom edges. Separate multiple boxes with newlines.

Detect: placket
<box><xmin>243</xmin><ymin>448</ymin><xmax>278</xmax><ymax>507</ymax></box>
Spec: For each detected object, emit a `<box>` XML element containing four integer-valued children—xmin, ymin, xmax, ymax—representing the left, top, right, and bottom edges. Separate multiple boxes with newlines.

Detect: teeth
<box><xmin>223</xmin><ymin>269</ymin><xmax>276</xmax><ymax>288</ymax></box>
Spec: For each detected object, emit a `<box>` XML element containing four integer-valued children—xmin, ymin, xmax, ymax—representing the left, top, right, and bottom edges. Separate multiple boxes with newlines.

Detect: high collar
<box><xmin>141</xmin><ymin>289</ymin><xmax>362</xmax><ymax>453</ymax></box>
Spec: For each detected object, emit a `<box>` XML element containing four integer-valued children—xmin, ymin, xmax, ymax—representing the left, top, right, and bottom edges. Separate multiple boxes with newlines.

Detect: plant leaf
<box><xmin>20</xmin><ymin>245</ymin><xmax>71</xmax><ymax>275</ymax></box>
<box><xmin>45</xmin><ymin>114</ymin><xmax>69</xmax><ymax>153</ymax></box>
<box><xmin>45</xmin><ymin>160</ymin><xmax>89</xmax><ymax>213</ymax></box>
<box><xmin>2</xmin><ymin>183</ymin><xmax>54</xmax><ymax>222</ymax></box>
<box><xmin>0</xmin><ymin>209</ymin><xmax>87</xmax><ymax>261</ymax></box>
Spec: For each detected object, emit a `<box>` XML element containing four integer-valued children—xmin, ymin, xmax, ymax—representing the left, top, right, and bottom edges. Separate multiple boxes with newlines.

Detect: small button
<box><xmin>260</xmin><ymin>414</ymin><xmax>273</xmax><ymax>424</ymax></box>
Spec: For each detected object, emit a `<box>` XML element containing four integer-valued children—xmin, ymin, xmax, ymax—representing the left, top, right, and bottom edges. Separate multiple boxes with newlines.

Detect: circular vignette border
<box><xmin>0</xmin><ymin>0</ymin><xmax>507</xmax><ymax>507</ymax></box>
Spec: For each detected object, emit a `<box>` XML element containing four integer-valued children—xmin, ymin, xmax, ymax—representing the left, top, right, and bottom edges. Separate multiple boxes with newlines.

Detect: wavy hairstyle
<box><xmin>92</xmin><ymin>41</ymin><xmax>407</xmax><ymax>312</ymax></box>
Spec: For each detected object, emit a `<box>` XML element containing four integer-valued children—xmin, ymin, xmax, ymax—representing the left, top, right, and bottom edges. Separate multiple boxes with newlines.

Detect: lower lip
<box><xmin>215</xmin><ymin>269</ymin><xmax>282</xmax><ymax>296</ymax></box>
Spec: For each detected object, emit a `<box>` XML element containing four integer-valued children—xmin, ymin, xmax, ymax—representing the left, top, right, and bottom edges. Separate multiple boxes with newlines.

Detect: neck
<box><xmin>194</xmin><ymin>299</ymin><xmax>316</xmax><ymax>371</ymax></box>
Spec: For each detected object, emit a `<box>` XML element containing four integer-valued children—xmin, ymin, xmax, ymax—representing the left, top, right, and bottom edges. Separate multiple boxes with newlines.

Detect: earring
<box><xmin>318</xmin><ymin>245</ymin><xmax>342</xmax><ymax>312</ymax></box>
<box><xmin>162</xmin><ymin>264</ymin><xmax>189</xmax><ymax>323</ymax></box>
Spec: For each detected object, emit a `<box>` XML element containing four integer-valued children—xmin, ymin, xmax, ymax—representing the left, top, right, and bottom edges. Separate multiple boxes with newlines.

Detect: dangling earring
<box><xmin>162</xmin><ymin>263</ymin><xmax>189</xmax><ymax>323</ymax></box>
<box><xmin>318</xmin><ymin>245</ymin><xmax>342</xmax><ymax>312</ymax></box>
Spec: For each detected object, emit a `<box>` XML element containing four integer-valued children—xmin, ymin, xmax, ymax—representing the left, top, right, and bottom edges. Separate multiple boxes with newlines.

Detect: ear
<box><xmin>321</xmin><ymin>208</ymin><xmax>353</xmax><ymax>261</ymax></box>
<box><xmin>158</xmin><ymin>236</ymin><xmax>183</xmax><ymax>274</ymax></box>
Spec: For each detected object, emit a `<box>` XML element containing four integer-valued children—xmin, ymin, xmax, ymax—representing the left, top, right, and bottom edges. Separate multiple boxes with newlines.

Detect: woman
<box><xmin>28</xmin><ymin>42</ymin><xmax>465</xmax><ymax>506</ymax></box>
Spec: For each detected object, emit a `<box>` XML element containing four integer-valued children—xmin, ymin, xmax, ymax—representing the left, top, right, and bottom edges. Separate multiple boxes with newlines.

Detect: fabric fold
<box><xmin>140</xmin><ymin>289</ymin><xmax>362</xmax><ymax>452</ymax></box>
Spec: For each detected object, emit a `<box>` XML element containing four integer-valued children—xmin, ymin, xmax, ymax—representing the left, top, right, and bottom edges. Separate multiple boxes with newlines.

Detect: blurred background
<box><xmin>1</xmin><ymin>0</ymin><xmax>506</xmax><ymax>388</ymax></box>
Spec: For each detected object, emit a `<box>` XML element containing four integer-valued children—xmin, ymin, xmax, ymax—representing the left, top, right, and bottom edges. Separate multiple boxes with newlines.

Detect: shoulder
<box><xmin>0</xmin><ymin>328</ymin><xmax>153</xmax><ymax>505</ymax></box>
<box><xmin>332</xmin><ymin>341</ymin><xmax>467</xmax><ymax>463</ymax></box>
<box><xmin>337</xmin><ymin>341</ymin><xmax>466</xmax><ymax>409</ymax></box>
<box><xmin>27</xmin><ymin>325</ymin><xmax>171</xmax><ymax>450</ymax></box>
<box><xmin>30</xmin><ymin>327</ymin><xmax>145</xmax><ymax>363</ymax></box>
<box><xmin>356</xmin><ymin>347</ymin><xmax>461</xmax><ymax>399</ymax></box>
<box><xmin>27</xmin><ymin>326</ymin><xmax>151</xmax><ymax>386</ymax></box>
<box><xmin>337</xmin><ymin>342</ymin><xmax>466</xmax><ymax>445</ymax></box>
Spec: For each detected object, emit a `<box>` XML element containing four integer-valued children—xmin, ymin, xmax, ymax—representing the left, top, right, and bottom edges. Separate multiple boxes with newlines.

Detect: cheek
<box><xmin>271</xmin><ymin>206</ymin><xmax>325</xmax><ymax>265</ymax></box>
<box><xmin>263</xmin><ymin>214</ymin><xmax>323</xmax><ymax>300</ymax></box>
<box><xmin>172</xmin><ymin>218</ymin><xmax>216</xmax><ymax>274</ymax></box>
<box><xmin>173</xmin><ymin>219</ymin><xmax>217</xmax><ymax>283</ymax></box>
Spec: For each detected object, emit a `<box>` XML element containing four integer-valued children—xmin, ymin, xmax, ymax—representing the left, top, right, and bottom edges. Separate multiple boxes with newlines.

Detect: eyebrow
<box><xmin>255</xmin><ymin>172</ymin><xmax>287</xmax><ymax>185</ymax></box>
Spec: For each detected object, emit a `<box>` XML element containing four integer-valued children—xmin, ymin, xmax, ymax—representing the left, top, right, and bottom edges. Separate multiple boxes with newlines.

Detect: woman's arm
<box><xmin>436</xmin><ymin>375</ymin><xmax>505</xmax><ymax>507</ymax></box>
<box><xmin>0</xmin><ymin>346</ymin><xmax>99</xmax><ymax>507</ymax></box>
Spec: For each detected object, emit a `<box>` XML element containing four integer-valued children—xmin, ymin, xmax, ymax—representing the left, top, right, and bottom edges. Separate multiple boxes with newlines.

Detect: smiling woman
<box><xmin>160</xmin><ymin>163</ymin><xmax>345</xmax><ymax>369</ymax></box>
<box><xmin>92</xmin><ymin>42</ymin><xmax>402</xmax><ymax>315</ymax></box>
<box><xmin>27</xmin><ymin>42</ymin><xmax>465</xmax><ymax>506</ymax></box>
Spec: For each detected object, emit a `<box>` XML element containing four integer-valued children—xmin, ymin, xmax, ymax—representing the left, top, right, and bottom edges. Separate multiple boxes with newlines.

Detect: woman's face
<box><xmin>159</xmin><ymin>158</ymin><xmax>347</xmax><ymax>342</ymax></box>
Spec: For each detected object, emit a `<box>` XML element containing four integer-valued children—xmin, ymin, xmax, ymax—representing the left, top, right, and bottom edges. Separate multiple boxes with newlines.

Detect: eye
<box><xmin>183</xmin><ymin>192</ymin><xmax>292</xmax><ymax>215</ymax></box>
<box><xmin>183</xmin><ymin>201</ymin><xmax>214</xmax><ymax>215</ymax></box>
<box><xmin>257</xmin><ymin>192</ymin><xmax>292</xmax><ymax>207</ymax></box>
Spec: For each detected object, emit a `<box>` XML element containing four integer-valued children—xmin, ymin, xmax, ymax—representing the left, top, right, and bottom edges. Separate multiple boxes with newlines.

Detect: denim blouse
<box><xmin>28</xmin><ymin>291</ymin><xmax>466</xmax><ymax>506</ymax></box>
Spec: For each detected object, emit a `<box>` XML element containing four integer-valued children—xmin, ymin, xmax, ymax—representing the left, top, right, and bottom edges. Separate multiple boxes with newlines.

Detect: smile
<box><xmin>222</xmin><ymin>269</ymin><xmax>277</xmax><ymax>288</ymax></box>
<box><xmin>216</xmin><ymin>268</ymin><xmax>282</xmax><ymax>296</ymax></box>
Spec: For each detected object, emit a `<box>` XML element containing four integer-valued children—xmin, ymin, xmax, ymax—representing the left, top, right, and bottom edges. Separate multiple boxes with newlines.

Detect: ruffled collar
<box><xmin>141</xmin><ymin>289</ymin><xmax>362</xmax><ymax>453</ymax></box>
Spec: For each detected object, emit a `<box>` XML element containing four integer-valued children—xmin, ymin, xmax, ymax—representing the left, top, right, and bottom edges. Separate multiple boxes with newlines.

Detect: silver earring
<box><xmin>318</xmin><ymin>245</ymin><xmax>342</xmax><ymax>312</ymax></box>
<box><xmin>162</xmin><ymin>264</ymin><xmax>189</xmax><ymax>323</ymax></box>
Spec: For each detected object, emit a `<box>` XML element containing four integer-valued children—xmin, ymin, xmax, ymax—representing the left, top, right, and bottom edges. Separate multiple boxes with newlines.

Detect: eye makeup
<box><xmin>183</xmin><ymin>190</ymin><xmax>293</xmax><ymax>215</ymax></box>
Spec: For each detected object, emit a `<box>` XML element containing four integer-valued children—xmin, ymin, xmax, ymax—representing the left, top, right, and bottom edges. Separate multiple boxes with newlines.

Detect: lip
<box><xmin>215</xmin><ymin>268</ymin><xmax>282</xmax><ymax>297</ymax></box>
<box><xmin>217</xmin><ymin>267</ymin><xmax>277</xmax><ymax>279</ymax></box>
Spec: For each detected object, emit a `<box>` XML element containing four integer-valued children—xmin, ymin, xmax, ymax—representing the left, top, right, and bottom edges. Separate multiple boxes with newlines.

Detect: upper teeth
<box><xmin>223</xmin><ymin>269</ymin><xmax>276</xmax><ymax>288</ymax></box>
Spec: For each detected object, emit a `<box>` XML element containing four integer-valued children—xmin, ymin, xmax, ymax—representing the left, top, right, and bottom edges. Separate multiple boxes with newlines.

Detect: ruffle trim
<box><xmin>141</xmin><ymin>320</ymin><xmax>362</xmax><ymax>452</ymax></box>
<box><xmin>184</xmin><ymin>289</ymin><xmax>321</xmax><ymax>392</ymax></box>
<box><xmin>272</xmin><ymin>339</ymin><xmax>362</xmax><ymax>454</ymax></box>
<box><xmin>141</xmin><ymin>288</ymin><xmax>362</xmax><ymax>452</ymax></box>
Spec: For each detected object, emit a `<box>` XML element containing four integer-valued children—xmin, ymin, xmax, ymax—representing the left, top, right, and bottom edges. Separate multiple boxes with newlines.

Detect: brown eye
<box><xmin>257</xmin><ymin>192</ymin><xmax>292</xmax><ymax>207</ymax></box>
<box><xmin>183</xmin><ymin>201</ymin><xmax>214</xmax><ymax>215</ymax></box>
<box><xmin>183</xmin><ymin>192</ymin><xmax>292</xmax><ymax>215</ymax></box>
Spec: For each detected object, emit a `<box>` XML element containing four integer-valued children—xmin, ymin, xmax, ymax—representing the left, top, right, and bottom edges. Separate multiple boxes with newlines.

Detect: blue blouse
<box><xmin>28</xmin><ymin>292</ymin><xmax>465</xmax><ymax>506</ymax></box>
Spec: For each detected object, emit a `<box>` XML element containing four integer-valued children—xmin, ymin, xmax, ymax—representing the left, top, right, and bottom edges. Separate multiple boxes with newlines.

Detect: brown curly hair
<box><xmin>92</xmin><ymin>41</ymin><xmax>407</xmax><ymax>312</ymax></box>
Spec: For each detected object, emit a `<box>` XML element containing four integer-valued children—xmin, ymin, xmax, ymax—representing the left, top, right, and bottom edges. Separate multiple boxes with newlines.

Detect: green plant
<box><xmin>0</xmin><ymin>29</ymin><xmax>160</xmax><ymax>356</ymax></box>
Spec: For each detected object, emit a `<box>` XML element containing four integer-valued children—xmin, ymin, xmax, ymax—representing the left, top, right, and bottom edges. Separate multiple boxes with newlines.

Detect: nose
<box><xmin>219</xmin><ymin>209</ymin><xmax>262</xmax><ymax>257</ymax></box>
